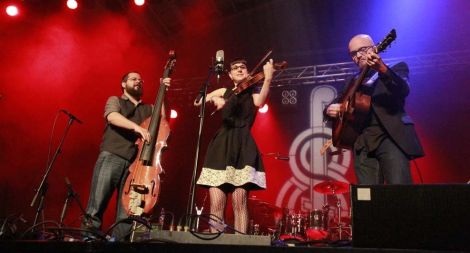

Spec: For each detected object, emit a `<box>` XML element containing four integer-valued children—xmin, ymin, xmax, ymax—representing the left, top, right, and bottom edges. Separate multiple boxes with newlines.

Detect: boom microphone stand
<box><xmin>30</xmin><ymin>116</ymin><xmax>78</xmax><ymax>236</ymax></box>
<box><xmin>186</xmin><ymin>60</ymin><xmax>222</xmax><ymax>230</ymax></box>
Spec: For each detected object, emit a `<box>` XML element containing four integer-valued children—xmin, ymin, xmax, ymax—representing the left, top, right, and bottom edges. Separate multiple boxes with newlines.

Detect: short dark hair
<box><xmin>229</xmin><ymin>58</ymin><xmax>247</xmax><ymax>67</ymax></box>
<box><xmin>121</xmin><ymin>71</ymin><xmax>141</xmax><ymax>83</ymax></box>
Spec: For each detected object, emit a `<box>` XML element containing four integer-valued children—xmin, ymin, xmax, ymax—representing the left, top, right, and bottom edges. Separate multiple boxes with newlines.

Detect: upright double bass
<box><xmin>122</xmin><ymin>51</ymin><xmax>176</xmax><ymax>216</ymax></box>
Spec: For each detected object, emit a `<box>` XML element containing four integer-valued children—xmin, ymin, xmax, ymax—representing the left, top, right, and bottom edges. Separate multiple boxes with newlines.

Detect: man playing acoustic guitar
<box><xmin>325</xmin><ymin>34</ymin><xmax>424</xmax><ymax>184</ymax></box>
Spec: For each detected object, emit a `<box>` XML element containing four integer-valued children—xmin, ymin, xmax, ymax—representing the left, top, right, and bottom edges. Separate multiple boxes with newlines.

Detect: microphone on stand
<box><xmin>60</xmin><ymin>109</ymin><xmax>83</xmax><ymax>124</ymax></box>
<box><xmin>274</xmin><ymin>155</ymin><xmax>290</xmax><ymax>161</ymax></box>
<box><xmin>194</xmin><ymin>88</ymin><xmax>205</xmax><ymax>104</ymax></box>
<box><xmin>60</xmin><ymin>177</ymin><xmax>76</xmax><ymax>225</ymax></box>
<box><xmin>215</xmin><ymin>50</ymin><xmax>224</xmax><ymax>81</ymax></box>
<box><xmin>194</xmin><ymin>50</ymin><xmax>224</xmax><ymax>104</ymax></box>
<box><xmin>64</xmin><ymin>177</ymin><xmax>76</xmax><ymax>195</ymax></box>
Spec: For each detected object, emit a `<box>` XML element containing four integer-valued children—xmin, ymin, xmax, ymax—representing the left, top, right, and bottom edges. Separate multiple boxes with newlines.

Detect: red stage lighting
<box><xmin>134</xmin><ymin>0</ymin><xmax>145</xmax><ymax>6</ymax></box>
<box><xmin>66</xmin><ymin>0</ymin><xmax>78</xmax><ymax>10</ymax></box>
<box><xmin>5</xmin><ymin>5</ymin><xmax>19</xmax><ymax>17</ymax></box>
<box><xmin>170</xmin><ymin>109</ymin><xmax>178</xmax><ymax>119</ymax></box>
<box><xmin>258</xmin><ymin>104</ymin><xmax>268</xmax><ymax>113</ymax></box>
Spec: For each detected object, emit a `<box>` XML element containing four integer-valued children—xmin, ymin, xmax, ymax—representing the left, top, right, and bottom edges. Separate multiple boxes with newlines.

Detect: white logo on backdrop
<box><xmin>275</xmin><ymin>85</ymin><xmax>351</xmax><ymax>215</ymax></box>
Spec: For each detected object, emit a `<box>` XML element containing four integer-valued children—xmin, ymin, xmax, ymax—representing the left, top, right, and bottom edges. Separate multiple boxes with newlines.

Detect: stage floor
<box><xmin>2</xmin><ymin>216</ymin><xmax>468</xmax><ymax>253</ymax></box>
<box><xmin>0</xmin><ymin>241</ymin><xmax>467</xmax><ymax>253</ymax></box>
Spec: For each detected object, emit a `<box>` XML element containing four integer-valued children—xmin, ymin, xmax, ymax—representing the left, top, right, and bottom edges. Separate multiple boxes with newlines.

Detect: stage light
<box><xmin>170</xmin><ymin>109</ymin><xmax>178</xmax><ymax>119</ymax></box>
<box><xmin>5</xmin><ymin>5</ymin><xmax>19</xmax><ymax>17</ymax></box>
<box><xmin>66</xmin><ymin>0</ymin><xmax>78</xmax><ymax>10</ymax></box>
<box><xmin>258</xmin><ymin>104</ymin><xmax>268</xmax><ymax>113</ymax></box>
<box><xmin>134</xmin><ymin>0</ymin><xmax>145</xmax><ymax>6</ymax></box>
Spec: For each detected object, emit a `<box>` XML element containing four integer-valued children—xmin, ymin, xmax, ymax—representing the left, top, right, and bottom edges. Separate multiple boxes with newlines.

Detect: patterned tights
<box><xmin>209</xmin><ymin>187</ymin><xmax>249</xmax><ymax>234</ymax></box>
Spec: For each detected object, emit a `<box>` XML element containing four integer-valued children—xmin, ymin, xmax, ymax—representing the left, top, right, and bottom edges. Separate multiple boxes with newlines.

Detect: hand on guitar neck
<box><xmin>363</xmin><ymin>50</ymin><xmax>387</xmax><ymax>74</ymax></box>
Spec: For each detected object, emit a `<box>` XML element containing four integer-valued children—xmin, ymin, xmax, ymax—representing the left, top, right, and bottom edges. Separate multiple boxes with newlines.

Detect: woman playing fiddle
<box><xmin>194</xmin><ymin>58</ymin><xmax>274</xmax><ymax>233</ymax></box>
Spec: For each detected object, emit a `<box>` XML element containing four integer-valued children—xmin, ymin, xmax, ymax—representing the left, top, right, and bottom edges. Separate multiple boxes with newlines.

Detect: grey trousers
<box><xmin>354</xmin><ymin>138</ymin><xmax>412</xmax><ymax>184</ymax></box>
<box><xmin>82</xmin><ymin>151</ymin><xmax>131</xmax><ymax>240</ymax></box>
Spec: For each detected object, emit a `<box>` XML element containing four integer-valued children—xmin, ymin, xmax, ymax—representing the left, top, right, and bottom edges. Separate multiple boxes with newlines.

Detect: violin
<box><xmin>232</xmin><ymin>61</ymin><xmax>287</xmax><ymax>95</ymax></box>
<box><xmin>121</xmin><ymin>51</ymin><xmax>176</xmax><ymax>216</ymax></box>
<box><xmin>209</xmin><ymin>60</ymin><xmax>287</xmax><ymax>116</ymax></box>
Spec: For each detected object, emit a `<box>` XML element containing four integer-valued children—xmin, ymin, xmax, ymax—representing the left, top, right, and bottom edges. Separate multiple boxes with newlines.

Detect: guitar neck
<box><xmin>342</xmin><ymin>65</ymin><xmax>370</xmax><ymax>102</ymax></box>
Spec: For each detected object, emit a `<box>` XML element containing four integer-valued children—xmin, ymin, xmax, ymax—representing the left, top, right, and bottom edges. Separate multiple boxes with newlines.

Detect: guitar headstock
<box><xmin>163</xmin><ymin>50</ymin><xmax>176</xmax><ymax>78</ymax></box>
<box><xmin>375</xmin><ymin>29</ymin><xmax>397</xmax><ymax>53</ymax></box>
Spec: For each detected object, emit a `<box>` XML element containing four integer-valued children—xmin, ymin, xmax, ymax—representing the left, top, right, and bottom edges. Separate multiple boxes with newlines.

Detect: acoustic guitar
<box><xmin>331</xmin><ymin>29</ymin><xmax>397</xmax><ymax>149</ymax></box>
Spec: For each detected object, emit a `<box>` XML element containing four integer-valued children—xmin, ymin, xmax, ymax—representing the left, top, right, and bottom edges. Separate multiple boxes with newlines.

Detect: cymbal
<box><xmin>248</xmin><ymin>197</ymin><xmax>281</xmax><ymax>211</ymax></box>
<box><xmin>313</xmin><ymin>181</ymin><xmax>349</xmax><ymax>194</ymax></box>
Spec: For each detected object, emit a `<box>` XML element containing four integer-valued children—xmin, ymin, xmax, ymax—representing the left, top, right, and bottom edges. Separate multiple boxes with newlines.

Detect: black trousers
<box><xmin>354</xmin><ymin>137</ymin><xmax>412</xmax><ymax>184</ymax></box>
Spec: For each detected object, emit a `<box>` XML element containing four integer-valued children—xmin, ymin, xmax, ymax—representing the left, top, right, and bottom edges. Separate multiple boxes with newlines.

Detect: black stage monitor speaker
<box><xmin>351</xmin><ymin>184</ymin><xmax>470</xmax><ymax>251</ymax></box>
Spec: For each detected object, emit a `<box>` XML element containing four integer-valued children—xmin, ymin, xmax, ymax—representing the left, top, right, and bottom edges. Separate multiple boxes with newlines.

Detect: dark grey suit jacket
<box><xmin>368</xmin><ymin>62</ymin><xmax>424</xmax><ymax>158</ymax></box>
<box><xmin>325</xmin><ymin>62</ymin><xmax>424</xmax><ymax>158</ymax></box>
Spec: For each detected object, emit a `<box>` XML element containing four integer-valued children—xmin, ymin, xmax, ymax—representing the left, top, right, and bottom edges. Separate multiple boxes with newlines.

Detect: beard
<box><xmin>125</xmin><ymin>85</ymin><xmax>143</xmax><ymax>99</ymax></box>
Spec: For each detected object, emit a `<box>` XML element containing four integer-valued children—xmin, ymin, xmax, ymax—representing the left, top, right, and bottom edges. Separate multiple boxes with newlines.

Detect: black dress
<box><xmin>196</xmin><ymin>87</ymin><xmax>266</xmax><ymax>190</ymax></box>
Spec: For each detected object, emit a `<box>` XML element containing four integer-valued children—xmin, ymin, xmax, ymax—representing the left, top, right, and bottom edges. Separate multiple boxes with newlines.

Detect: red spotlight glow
<box><xmin>134</xmin><ymin>0</ymin><xmax>145</xmax><ymax>6</ymax></box>
<box><xmin>66</xmin><ymin>0</ymin><xmax>78</xmax><ymax>10</ymax></box>
<box><xmin>5</xmin><ymin>5</ymin><xmax>19</xmax><ymax>17</ymax></box>
<box><xmin>170</xmin><ymin>109</ymin><xmax>178</xmax><ymax>119</ymax></box>
<box><xmin>258</xmin><ymin>104</ymin><xmax>268</xmax><ymax>113</ymax></box>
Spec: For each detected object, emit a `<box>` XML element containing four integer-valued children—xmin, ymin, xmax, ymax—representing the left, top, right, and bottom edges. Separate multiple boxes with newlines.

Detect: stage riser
<box><xmin>134</xmin><ymin>230</ymin><xmax>272</xmax><ymax>245</ymax></box>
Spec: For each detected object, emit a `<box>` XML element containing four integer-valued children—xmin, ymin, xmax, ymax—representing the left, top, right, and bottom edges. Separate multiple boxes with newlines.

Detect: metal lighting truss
<box><xmin>169</xmin><ymin>50</ymin><xmax>470</xmax><ymax>96</ymax></box>
<box><xmin>270</xmin><ymin>50</ymin><xmax>470</xmax><ymax>87</ymax></box>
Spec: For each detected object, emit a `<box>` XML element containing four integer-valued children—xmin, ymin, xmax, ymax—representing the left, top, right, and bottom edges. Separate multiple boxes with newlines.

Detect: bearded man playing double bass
<box><xmin>81</xmin><ymin>72</ymin><xmax>170</xmax><ymax>241</ymax></box>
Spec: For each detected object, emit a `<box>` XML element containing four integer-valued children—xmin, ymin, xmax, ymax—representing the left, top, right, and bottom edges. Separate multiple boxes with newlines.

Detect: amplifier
<box><xmin>351</xmin><ymin>184</ymin><xmax>470</xmax><ymax>251</ymax></box>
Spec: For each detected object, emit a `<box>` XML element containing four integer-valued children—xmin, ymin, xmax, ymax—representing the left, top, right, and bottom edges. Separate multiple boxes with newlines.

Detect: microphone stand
<box><xmin>59</xmin><ymin>177</ymin><xmax>90</xmax><ymax>226</ymax></box>
<box><xmin>186</xmin><ymin>64</ymin><xmax>220</xmax><ymax>230</ymax></box>
<box><xmin>30</xmin><ymin>116</ymin><xmax>77</xmax><ymax>236</ymax></box>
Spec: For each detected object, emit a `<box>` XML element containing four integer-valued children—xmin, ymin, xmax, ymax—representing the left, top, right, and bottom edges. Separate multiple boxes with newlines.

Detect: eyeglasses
<box><xmin>127</xmin><ymin>77</ymin><xmax>144</xmax><ymax>84</ymax></box>
<box><xmin>349</xmin><ymin>46</ymin><xmax>374</xmax><ymax>58</ymax></box>
<box><xmin>230</xmin><ymin>64</ymin><xmax>247</xmax><ymax>71</ymax></box>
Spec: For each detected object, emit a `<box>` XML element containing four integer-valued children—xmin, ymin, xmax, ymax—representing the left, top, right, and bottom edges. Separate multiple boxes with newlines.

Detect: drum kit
<box><xmin>249</xmin><ymin>180</ymin><xmax>351</xmax><ymax>242</ymax></box>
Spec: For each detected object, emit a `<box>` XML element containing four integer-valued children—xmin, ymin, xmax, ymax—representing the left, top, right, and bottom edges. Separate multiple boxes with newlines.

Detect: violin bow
<box><xmin>249</xmin><ymin>49</ymin><xmax>273</xmax><ymax>76</ymax></box>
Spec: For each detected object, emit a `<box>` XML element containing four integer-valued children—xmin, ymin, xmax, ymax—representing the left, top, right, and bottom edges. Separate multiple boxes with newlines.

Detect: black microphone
<box><xmin>275</xmin><ymin>156</ymin><xmax>290</xmax><ymax>161</ymax></box>
<box><xmin>60</xmin><ymin>109</ymin><xmax>83</xmax><ymax>124</ymax></box>
<box><xmin>64</xmin><ymin>177</ymin><xmax>74</xmax><ymax>194</ymax></box>
<box><xmin>194</xmin><ymin>88</ymin><xmax>205</xmax><ymax>104</ymax></box>
<box><xmin>215</xmin><ymin>50</ymin><xmax>224</xmax><ymax>79</ymax></box>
